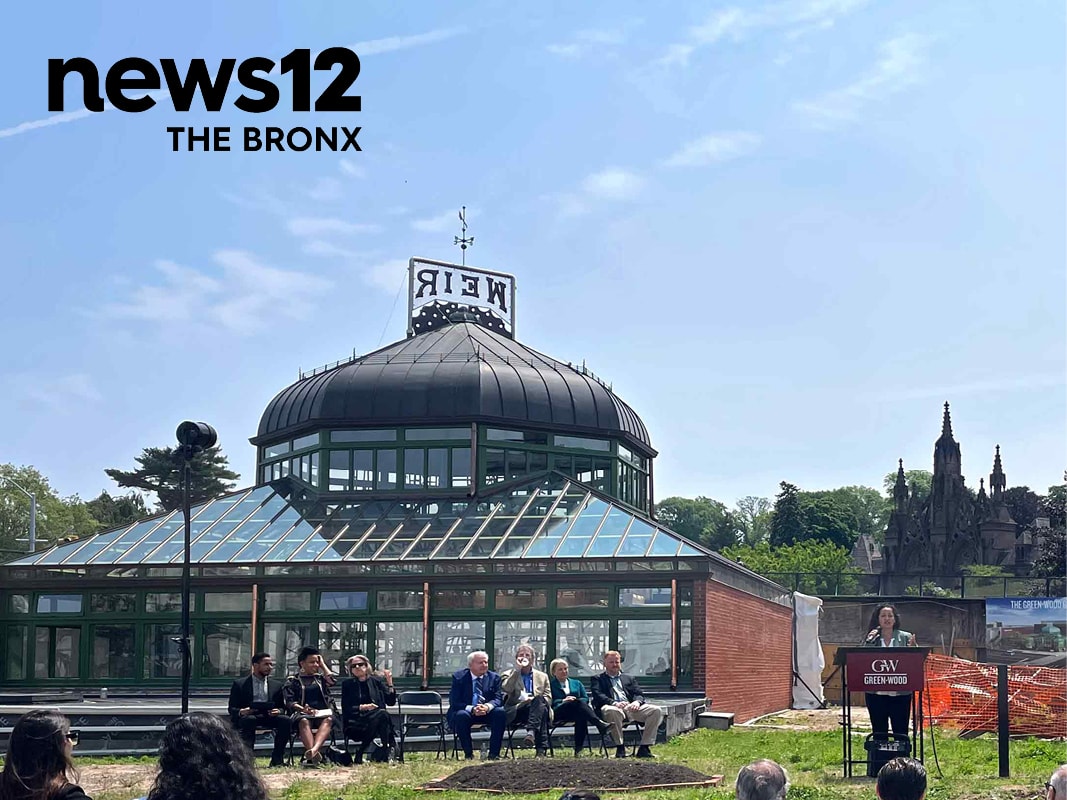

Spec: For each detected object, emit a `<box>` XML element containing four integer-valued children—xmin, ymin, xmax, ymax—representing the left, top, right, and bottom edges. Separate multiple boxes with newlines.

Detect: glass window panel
<box><xmin>406</xmin><ymin>428</ymin><xmax>470</xmax><ymax>441</ymax></box>
<box><xmin>261</xmin><ymin>465</ymin><xmax>271</xmax><ymax>483</ymax></box>
<box><xmin>619</xmin><ymin>587</ymin><xmax>672</xmax><ymax>607</ymax></box>
<box><xmin>554</xmin><ymin>435</ymin><xmax>611</xmax><ymax>451</ymax></box>
<box><xmin>353</xmin><ymin>450</ymin><xmax>374</xmax><ymax>491</ymax></box>
<box><xmin>528</xmin><ymin>452</ymin><xmax>548</xmax><ymax>473</ymax></box>
<box><xmin>427</xmin><ymin>448</ymin><xmax>449</xmax><ymax>489</ymax></box>
<box><xmin>556</xmin><ymin>588</ymin><xmax>610</xmax><ymax>609</ymax></box>
<box><xmin>506</xmin><ymin>450</ymin><xmax>527</xmax><ymax>481</ymax></box>
<box><xmin>574</xmin><ymin>456</ymin><xmax>594</xmax><ymax>485</ymax></box>
<box><xmin>318</xmin><ymin>621</ymin><xmax>366</xmax><ymax>674</ymax></box>
<box><xmin>648</xmin><ymin>530</ymin><xmax>681</xmax><ymax>557</ymax></box>
<box><xmin>320</xmin><ymin>502</ymin><xmax>388</xmax><ymax>559</ymax></box>
<box><xmin>271</xmin><ymin>462</ymin><xmax>282</xmax><ymax>480</ymax></box>
<box><xmin>433</xmin><ymin>590</ymin><xmax>485</xmax><ymax>610</ymax></box>
<box><xmin>484</xmin><ymin>449</ymin><xmax>505</xmax><ymax>485</ymax></box>
<box><xmin>555</xmin><ymin>619</ymin><xmax>608</xmax><ymax>677</ymax></box>
<box><xmin>331</xmin><ymin>429</ymin><xmax>397</xmax><ymax>442</ymax></box>
<box><xmin>262</xmin><ymin>622</ymin><xmax>311</xmax><ymax>676</ymax></box>
<box><xmin>204</xmin><ymin>592</ymin><xmax>252</xmax><ymax>612</ymax></box>
<box><xmin>90</xmin><ymin>593</ymin><xmax>136</xmax><ymax>613</ymax></box>
<box><xmin>432</xmin><ymin>621</ymin><xmax>485</xmax><ymax>677</ymax></box>
<box><xmin>586</xmin><ymin>508</ymin><xmax>633</xmax><ymax>557</ymax></box>
<box><xmin>155</xmin><ymin>488</ymin><xmax>276</xmax><ymax>563</ymax></box>
<box><xmin>679</xmin><ymin>544</ymin><xmax>703</xmax><ymax>557</ymax></box>
<box><xmin>312</xmin><ymin>504</ymin><xmax>365</xmax><ymax>562</ymax></box>
<box><xmin>33</xmin><ymin>628</ymin><xmax>48</xmax><ymax>679</ymax></box>
<box><xmin>679</xmin><ymin>619</ymin><xmax>692</xmax><ymax>679</ymax></box>
<box><xmin>451</xmin><ymin>447</ymin><xmax>472</xmax><ymax>488</ymax></box>
<box><xmin>36</xmin><ymin>594</ymin><xmax>82</xmax><ymax>614</ymax></box>
<box><xmin>376</xmin><ymin>511</ymin><xmax>435</xmax><ymax>560</ymax></box>
<box><xmin>376</xmin><ymin>621</ymin><xmax>423</xmax><ymax>679</ymax></box>
<box><xmin>554</xmin><ymin>455</ymin><xmax>572</xmax><ymax>476</ymax></box>
<box><xmin>300</xmin><ymin>454</ymin><xmax>311</xmax><ymax>483</ymax></box>
<box><xmin>34</xmin><ymin>627</ymin><xmax>80</xmax><ymax>679</ymax></box>
<box><xmin>319</xmin><ymin>591</ymin><xmax>368</xmax><ymax>611</ymax></box>
<box><xmin>404</xmin><ymin>511</ymin><xmax>465</xmax><ymax>560</ymax></box>
<box><xmin>523</xmin><ymin>486</ymin><xmax>588</xmax><ymax>558</ymax></box>
<box><xmin>292</xmin><ymin>433</ymin><xmax>318</xmax><ymax>451</ymax></box>
<box><xmin>10</xmin><ymin>594</ymin><xmax>30</xmax><ymax>614</ymax></box>
<box><xmin>280</xmin><ymin>460</ymin><xmax>290</xmax><ymax>477</ymax></box>
<box><xmin>311</xmin><ymin>451</ymin><xmax>320</xmax><ymax>487</ymax></box>
<box><xmin>117</xmin><ymin>516</ymin><xmax>186</xmax><ymax>563</ymax></box>
<box><xmin>145</xmin><ymin>592</ymin><xmax>195</xmax><ymax>613</ymax></box>
<box><xmin>493</xmin><ymin>620</ymin><xmax>548</xmax><ymax>669</ymax></box>
<box><xmin>348</xmin><ymin>504</ymin><xmax>414</xmax><ymax>560</ymax></box>
<box><xmin>92</xmin><ymin>625</ymin><xmax>135</xmax><ymax>679</ymax></box>
<box><xmin>495</xmin><ymin>589</ymin><xmax>548</xmax><ymax>610</ymax></box>
<box><xmin>207</xmin><ymin>500</ymin><xmax>298</xmax><ymax>562</ymax></box>
<box><xmin>251</xmin><ymin>518</ymin><xmax>317</xmax><ymax>563</ymax></box>
<box><xmin>618</xmin><ymin>619</ymin><xmax>672</xmax><ymax>679</ymax></box>
<box><xmin>591</xmin><ymin>457</ymin><xmax>612</xmax><ymax>493</ymax></box>
<box><xmin>555</xmin><ymin>498</ymin><xmax>610</xmax><ymax>558</ymax></box>
<box><xmin>288</xmin><ymin>524</ymin><xmax>339</xmax><ymax>562</ymax></box>
<box><xmin>202</xmin><ymin>623</ymin><xmax>251</xmax><ymax>678</ymax></box>
<box><xmin>619</xmin><ymin>445</ymin><xmax>633</xmax><ymax>462</ymax></box>
<box><xmin>264</xmin><ymin>591</ymin><xmax>311</xmax><ymax>612</ymax></box>
<box><xmin>617</xmin><ymin>518</ymin><xmax>656</xmax><ymax>557</ymax></box>
<box><xmin>6</xmin><ymin>625</ymin><xmax>28</xmax><ymax>680</ymax></box>
<box><xmin>487</xmin><ymin>429</ymin><xmax>549</xmax><ymax>445</ymax></box>
<box><xmin>463</xmin><ymin>488</ymin><xmax>537</xmax><ymax>558</ymax></box>
<box><xmin>87</xmin><ymin>516</ymin><xmax>173</xmax><ymax>564</ymax></box>
<box><xmin>404</xmin><ymin>448</ymin><xmax>425</xmax><ymax>489</ymax></box>
<box><xmin>433</xmin><ymin>503</ymin><xmax>498</xmax><ymax>558</ymax></box>
<box><xmin>377</xmin><ymin>449</ymin><xmax>398</xmax><ymax>489</ymax></box>
<box><xmin>329</xmin><ymin>450</ymin><xmax>351</xmax><ymax>491</ymax></box>
<box><xmin>265</xmin><ymin>441</ymin><xmax>291</xmax><ymax>458</ymax></box>
<box><xmin>145</xmin><ymin>624</ymin><xmax>185</xmax><ymax>678</ymax></box>
<box><xmin>378</xmin><ymin>589</ymin><xmax>424</xmax><ymax>611</ymax></box>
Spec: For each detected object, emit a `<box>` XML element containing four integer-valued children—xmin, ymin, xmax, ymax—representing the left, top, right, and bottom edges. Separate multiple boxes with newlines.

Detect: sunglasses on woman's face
<box><xmin>350</xmin><ymin>662</ymin><xmax>370</xmax><ymax>671</ymax></box>
<box><xmin>65</xmin><ymin>730</ymin><xmax>80</xmax><ymax>746</ymax></box>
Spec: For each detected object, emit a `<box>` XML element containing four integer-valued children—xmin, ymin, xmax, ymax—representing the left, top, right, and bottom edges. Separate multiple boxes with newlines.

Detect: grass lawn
<box><xmin>80</xmin><ymin>726</ymin><xmax>1066</xmax><ymax>800</ymax></box>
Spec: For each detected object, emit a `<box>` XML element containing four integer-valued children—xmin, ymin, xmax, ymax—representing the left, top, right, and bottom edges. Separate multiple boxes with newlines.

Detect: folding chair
<box><xmin>254</xmin><ymin>725</ymin><xmax>293</xmax><ymax>766</ymax></box>
<box><xmin>620</xmin><ymin>719</ymin><xmax>644</xmax><ymax>756</ymax></box>
<box><xmin>397</xmin><ymin>690</ymin><xmax>448</xmax><ymax>759</ymax></box>
<box><xmin>547</xmin><ymin>719</ymin><xmax>608</xmax><ymax>758</ymax></box>
<box><xmin>288</xmin><ymin>713</ymin><xmax>339</xmax><ymax>765</ymax></box>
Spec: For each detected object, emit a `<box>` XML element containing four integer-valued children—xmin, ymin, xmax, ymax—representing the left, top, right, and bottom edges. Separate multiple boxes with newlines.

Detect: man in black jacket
<box><xmin>590</xmin><ymin>650</ymin><xmax>664</xmax><ymax>758</ymax></box>
<box><xmin>228</xmin><ymin>651</ymin><xmax>291</xmax><ymax>767</ymax></box>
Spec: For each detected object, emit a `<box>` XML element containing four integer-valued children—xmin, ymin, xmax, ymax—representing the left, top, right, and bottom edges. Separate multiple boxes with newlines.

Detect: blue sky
<box><xmin>0</xmin><ymin>1</ymin><xmax>1063</xmax><ymax>510</ymax></box>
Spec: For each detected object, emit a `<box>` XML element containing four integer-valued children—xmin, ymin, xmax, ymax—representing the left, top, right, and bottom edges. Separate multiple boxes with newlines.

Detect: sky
<box><xmin>0</xmin><ymin>1</ymin><xmax>1063</xmax><ymax>513</ymax></box>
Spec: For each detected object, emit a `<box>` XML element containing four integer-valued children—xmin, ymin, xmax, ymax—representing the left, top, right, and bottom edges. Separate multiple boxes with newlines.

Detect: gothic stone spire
<box><xmin>990</xmin><ymin>444</ymin><xmax>1007</xmax><ymax>503</ymax></box>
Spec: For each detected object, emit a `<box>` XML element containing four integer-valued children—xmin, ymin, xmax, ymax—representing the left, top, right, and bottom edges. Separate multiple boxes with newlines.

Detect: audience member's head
<box><xmin>147</xmin><ymin>712</ymin><xmax>267</xmax><ymax>800</ymax></box>
<box><xmin>876</xmin><ymin>757</ymin><xmax>927</xmax><ymax>800</ymax></box>
<box><xmin>250</xmin><ymin>652</ymin><xmax>274</xmax><ymax>677</ymax></box>
<box><xmin>549</xmin><ymin>658</ymin><xmax>570</xmax><ymax>681</ymax></box>
<box><xmin>346</xmin><ymin>654</ymin><xmax>374</xmax><ymax>677</ymax></box>
<box><xmin>736</xmin><ymin>759</ymin><xmax>789</xmax><ymax>800</ymax></box>
<box><xmin>467</xmin><ymin>650</ymin><xmax>490</xmax><ymax>676</ymax></box>
<box><xmin>1047</xmin><ymin>764</ymin><xmax>1067</xmax><ymax>800</ymax></box>
<box><xmin>296</xmin><ymin>646</ymin><xmax>322</xmax><ymax>674</ymax></box>
<box><xmin>0</xmin><ymin>710</ymin><xmax>80</xmax><ymax>800</ymax></box>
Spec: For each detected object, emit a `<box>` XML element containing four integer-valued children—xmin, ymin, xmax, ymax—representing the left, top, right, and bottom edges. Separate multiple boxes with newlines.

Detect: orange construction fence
<box><xmin>923</xmin><ymin>653</ymin><xmax>1066</xmax><ymax>738</ymax></box>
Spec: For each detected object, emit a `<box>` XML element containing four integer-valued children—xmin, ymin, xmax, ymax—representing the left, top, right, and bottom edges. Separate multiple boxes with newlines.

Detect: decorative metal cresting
<box><xmin>453</xmin><ymin>206</ymin><xmax>474</xmax><ymax>265</ymax></box>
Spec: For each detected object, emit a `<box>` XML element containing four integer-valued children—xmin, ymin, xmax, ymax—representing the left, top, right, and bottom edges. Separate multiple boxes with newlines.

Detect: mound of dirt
<box><xmin>423</xmin><ymin>759</ymin><xmax>720</xmax><ymax>793</ymax></box>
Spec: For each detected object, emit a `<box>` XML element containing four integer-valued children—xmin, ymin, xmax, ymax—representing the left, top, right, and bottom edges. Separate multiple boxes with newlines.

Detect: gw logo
<box><xmin>870</xmin><ymin>659</ymin><xmax>900</xmax><ymax>672</ymax></box>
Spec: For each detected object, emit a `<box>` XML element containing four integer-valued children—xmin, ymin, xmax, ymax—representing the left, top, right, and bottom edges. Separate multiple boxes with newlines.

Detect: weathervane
<box><xmin>453</xmin><ymin>206</ymin><xmax>474</xmax><ymax>265</ymax></box>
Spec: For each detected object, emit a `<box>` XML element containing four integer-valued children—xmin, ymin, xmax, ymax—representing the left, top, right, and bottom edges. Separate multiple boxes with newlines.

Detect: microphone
<box><xmin>865</xmin><ymin>629</ymin><xmax>880</xmax><ymax>644</ymax></box>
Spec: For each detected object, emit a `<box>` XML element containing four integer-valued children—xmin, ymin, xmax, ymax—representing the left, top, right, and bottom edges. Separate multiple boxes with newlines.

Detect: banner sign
<box><xmin>407</xmin><ymin>257</ymin><xmax>516</xmax><ymax>338</ymax></box>
<box><xmin>986</xmin><ymin>597</ymin><xmax>1066</xmax><ymax>653</ymax></box>
<box><xmin>845</xmin><ymin>650</ymin><xmax>926</xmax><ymax>692</ymax></box>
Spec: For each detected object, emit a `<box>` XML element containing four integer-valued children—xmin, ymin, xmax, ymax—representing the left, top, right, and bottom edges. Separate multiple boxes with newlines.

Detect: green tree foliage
<box><xmin>1000</xmin><ymin>486</ymin><xmax>1043</xmax><ymax>531</ymax></box>
<box><xmin>1031</xmin><ymin>525</ymin><xmax>1066</xmax><ymax>580</ymax></box>
<box><xmin>655</xmin><ymin>495</ymin><xmax>741</xmax><ymax>551</ymax></box>
<box><xmin>882</xmin><ymin>469</ymin><xmax>933</xmax><ymax>505</ymax></box>
<box><xmin>770</xmin><ymin>482</ymin><xmax>861</xmax><ymax>550</ymax></box>
<box><xmin>769</xmin><ymin>482</ymin><xmax>804</xmax><ymax>547</ymax></box>
<box><xmin>734</xmin><ymin>495</ymin><xmax>773</xmax><ymax>545</ymax></box>
<box><xmin>1041</xmin><ymin>484</ymin><xmax>1066</xmax><ymax>528</ymax></box>
<box><xmin>805</xmin><ymin>486</ymin><xmax>888</xmax><ymax>544</ymax></box>
<box><xmin>961</xmin><ymin>563</ymin><xmax>1010</xmax><ymax>578</ymax></box>
<box><xmin>84</xmin><ymin>490</ymin><xmax>149</xmax><ymax>531</ymax></box>
<box><xmin>0</xmin><ymin>464</ymin><xmax>98</xmax><ymax>554</ymax></box>
<box><xmin>722</xmin><ymin>539</ymin><xmax>860</xmax><ymax>594</ymax></box>
<box><xmin>105</xmin><ymin>445</ymin><xmax>239</xmax><ymax>512</ymax></box>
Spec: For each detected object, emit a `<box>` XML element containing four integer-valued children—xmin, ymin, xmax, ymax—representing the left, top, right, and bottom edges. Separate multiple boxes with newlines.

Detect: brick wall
<box><xmin>694</xmin><ymin>579</ymin><xmax>793</xmax><ymax>722</ymax></box>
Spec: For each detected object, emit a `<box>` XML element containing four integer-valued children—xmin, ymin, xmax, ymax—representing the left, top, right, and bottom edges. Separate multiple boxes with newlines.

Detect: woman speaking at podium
<box><xmin>862</xmin><ymin>604</ymin><xmax>917</xmax><ymax>741</ymax></box>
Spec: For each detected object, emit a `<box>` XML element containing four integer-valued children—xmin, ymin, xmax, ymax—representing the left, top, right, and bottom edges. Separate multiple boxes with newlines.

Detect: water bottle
<box><xmin>100</xmin><ymin>687</ymin><xmax>108</xmax><ymax>700</ymax></box>
<box><xmin>479</xmin><ymin>742</ymin><xmax>488</xmax><ymax>760</ymax></box>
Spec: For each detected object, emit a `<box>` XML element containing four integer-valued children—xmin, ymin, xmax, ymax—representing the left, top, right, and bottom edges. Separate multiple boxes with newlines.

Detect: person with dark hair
<box><xmin>735</xmin><ymin>759</ymin><xmax>789</xmax><ymax>800</ymax></box>
<box><xmin>284</xmin><ymin>646</ymin><xmax>337</xmax><ymax>766</ymax></box>
<box><xmin>0</xmin><ymin>710</ymin><xmax>89</xmax><ymax>800</ymax></box>
<box><xmin>862</xmin><ymin>604</ymin><xmax>918</xmax><ymax>742</ymax></box>
<box><xmin>876</xmin><ymin>757</ymin><xmax>927</xmax><ymax>800</ymax></box>
<box><xmin>227</xmin><ymin>652</ymin><xmax>290</xmax><ymax>767</ymax></box>
<box><xmin>144</xmin><ymin>712</ymin><xmax>268</xmax><ymax>800</ymax></box>
<box><xmin>341</xmin><ymin>654</ymin><xmax>397</xmax><ymax>763</ymax></box>
<box><xmin>548</xmin><ymin>659</ymin><xmax>611</xmax><ymax>757</ymax></box>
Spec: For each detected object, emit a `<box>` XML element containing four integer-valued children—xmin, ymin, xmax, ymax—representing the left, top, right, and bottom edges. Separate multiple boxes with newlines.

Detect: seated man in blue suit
<box><xmin>446</xmin><ymin>650</ymin><xmax>507</xmax><ymax>759</ymax></box>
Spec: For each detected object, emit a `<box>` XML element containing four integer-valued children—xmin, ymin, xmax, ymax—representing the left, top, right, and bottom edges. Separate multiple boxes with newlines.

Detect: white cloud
<box><xmin>662</xmin><ymin>132</ymin><xmax>762</xmax><ymax>167</ymax></box>
<box><xmin>794</xmin><ymin>33</ymin><xmax>931</xmax><ymax>126</ymax></box>
<box><xmin>581</xmin><ymin>168</ymin><xmax>644</xmax><ymax>200</ymax></box>
<box><xmin>362</xmin><ymin>259</ymin><xmax>408</xmax><ymax>293</ymax></box>
<box><xmin>305</xmin><ymin>177</ymin><xmax>343</xmax><ymax>202</ymax></box>
<box><xmin>547</xmin><ymin>28</ymin><xmax>628</xmax><ymax>59</ymax></box>
<box><xmin>98</xmin><ymin>251</ymin><xmax>331</xmax><ymax>335</ymax></box>
<box><xmin>14</xmin><ymin>373</ymin><xmax>103</xmax><ymax>412</ymax></box>
<box><xmin>412</xmin><ymin>209</ymin><xmax>463</xmax><ymax>233</ymax></box>
<box><xmin>286</xmin><ymin>217</ymin><xmax>381</xmax><ymax>237</ymax></box>
<box><xmin>339</xmin><ymin>160</ymin><xmax>366</xmax><ymax>178</ymax></box>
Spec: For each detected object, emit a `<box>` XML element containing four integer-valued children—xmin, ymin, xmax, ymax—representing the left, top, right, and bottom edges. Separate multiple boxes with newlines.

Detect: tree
<box><xmin>806</xmin><ymin>486</ymin><xmax>888</xmax><ymax>544</ymax></box>
<box><xmin>1031</xmin><ymin>525</ymin><xmax>1066</xmax><ymax>580</ymax></box>
<box><xmin>655</xmin><ymin>496</ymin><xmax>741</xmax><ymax>551</ymax></box>
<box><xmin>84</xmin><ymin>490</ymin><xmax>149</xmax><ymax>531</ymax></box>
<box><xmin>722</xmin><ymin>539</ymin><xmax>860</xmax><ymax>595</ymax></box>
<box><xmin>799</xmin><ymin>493</ymin><xmax>861</xmax><ymax>550</ymax></box>
<box><xmin>734</xmin><ymin>496</ymin><xmax>773</xmax><ymax>545</ymax></box>
<box><xmin>769</xmin><ymin>482</ymin><xmax>804</xmax><ymax>547</ymax></box>
<box><xmin>1001</xmin><ymin>486</ymin><xmax>1043</xmax><ymax>531</ymax></box>
<box><xmin>882</xmin><ymin>469</ymin><xmax>933</xmax><ymax>505</ymax></box>
<box><xmin>0</xmin><ymin>464</ymin><xmax>98</xmax><ymax>553</ymax></box>
<box><xmin>106</xmin><ymin>445</ymin><xmax>239</xmax><ymax>512</ymax></box>
<box><xmin>1042</xmin><ymin>485</ymin><xmax>1066</xmax><ymax>528</ymax></box>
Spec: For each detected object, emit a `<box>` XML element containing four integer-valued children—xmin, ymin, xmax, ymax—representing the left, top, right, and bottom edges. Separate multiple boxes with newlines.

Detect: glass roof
<box><xmin>8</xmin><ymin>473</ymin><xmax>712</xmax><ymax>567</ymax></box>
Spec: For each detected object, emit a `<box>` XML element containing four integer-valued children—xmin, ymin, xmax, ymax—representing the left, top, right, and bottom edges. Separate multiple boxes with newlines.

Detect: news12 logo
<box><xmin>47</xmin><ymin>49</ymin><xmax>362</xmax><ymax>153</ymax></box>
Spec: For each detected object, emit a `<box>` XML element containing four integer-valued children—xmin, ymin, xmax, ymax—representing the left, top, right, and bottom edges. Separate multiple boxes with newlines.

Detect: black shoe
<box><xmin>615</xmin><ymin>745</ymin><xmax>627</xmax><ymax>758</ymax></box>
<box><xmin>635</xmin><ymin>745</ymin><xmax>655</xmax><ymax>759</ymax></box>
<box><xmin>464</xmin><ymin>752</ymin><xmax>474</xmax><ymax>760</ymax></box>
<box><xmin>268</xmin><ymin>759</ymin><xmax>286</xmax><ymax>768</ymax></box>
<box><xmin>523</xmin><ymin>731</ymin><xmax>535</xmax><ymax>747</ymax></box>
<box><xmin>535</xmin><ymin>747</ymin><xmax>548</xmax><ymax>758</ymax></box>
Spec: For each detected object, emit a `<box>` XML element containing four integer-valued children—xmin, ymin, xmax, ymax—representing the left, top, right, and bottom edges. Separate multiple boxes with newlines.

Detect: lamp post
<box><xmin>1</xmin><ymin>476</ymin><xmax>37</xmax><ymax>553</ymax></box>
<box><xmin>175</xmin><ymin>421</ymin><xmax>218</xmax><ymax>714</ymax></box>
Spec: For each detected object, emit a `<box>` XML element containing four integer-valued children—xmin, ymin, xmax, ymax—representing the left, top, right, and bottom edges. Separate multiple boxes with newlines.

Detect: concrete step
<box><xmin>697</xmin><ymin>711</ymin><xmax>734</xmax><ymax>730</ymax></box>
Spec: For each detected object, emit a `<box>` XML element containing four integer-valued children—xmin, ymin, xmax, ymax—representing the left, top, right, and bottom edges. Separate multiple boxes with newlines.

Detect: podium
<box><xmin>835</xmin><ymin>646</ymin><xmax>929</xmax><ymax>777</ymax></box>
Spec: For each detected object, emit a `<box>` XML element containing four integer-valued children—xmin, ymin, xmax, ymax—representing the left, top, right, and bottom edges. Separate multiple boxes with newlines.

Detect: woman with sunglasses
<box><xmin>0</xmin><ymin>710</ymin><xmax>90</xmax><ymax>800</ymax></box>
<box><xmin>341</xmin><ymin>654</ymin><xmax>397</xmax><ymax>763</ymax></box>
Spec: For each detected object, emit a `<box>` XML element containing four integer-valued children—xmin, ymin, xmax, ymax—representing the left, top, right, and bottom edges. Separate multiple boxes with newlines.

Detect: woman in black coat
<box><xmin>341</xmin><ymin>654</ymin><xmax>398</xmax><ymax>763</ymax></box>
<box><xmin>0</xmin><ymin>710</ymin><xmax>91</xmax><ymax>800</ymax></box>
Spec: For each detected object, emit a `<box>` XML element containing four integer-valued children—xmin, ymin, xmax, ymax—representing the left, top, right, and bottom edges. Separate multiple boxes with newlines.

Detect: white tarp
<box><xmin>792</xmin><ymin>591</ymin><xmax>825</xmax><ymax>708</ymax></box>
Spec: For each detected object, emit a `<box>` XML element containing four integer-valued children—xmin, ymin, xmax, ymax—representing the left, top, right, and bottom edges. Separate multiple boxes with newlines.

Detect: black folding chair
<box><xmin>547</xmin><ymin>718</ymin><xmax>608</xmax><ymax>758</ymax></box>
<box><xmin>397</xmin><ymin>690</ymin><xmax>448</xmax><ymax>759</ymax></box>
<box><xmin>287</xmin><ymin>713</ymin><xmax>339</xmax><ymax>765</ymax></box>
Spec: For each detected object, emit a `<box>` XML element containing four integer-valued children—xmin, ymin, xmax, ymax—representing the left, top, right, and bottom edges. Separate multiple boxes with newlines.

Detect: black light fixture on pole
<box><xmin>175</xmin><ymin>421</ymin><xmax>217</xmax><ymax>715</ymax></box>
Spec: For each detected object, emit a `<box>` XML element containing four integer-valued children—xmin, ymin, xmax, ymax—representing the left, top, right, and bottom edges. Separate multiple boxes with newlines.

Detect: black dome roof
<box><xmin>254</xmin><ymin>322</ymin><xmax>653</xmax><ymax>453</ymax></box>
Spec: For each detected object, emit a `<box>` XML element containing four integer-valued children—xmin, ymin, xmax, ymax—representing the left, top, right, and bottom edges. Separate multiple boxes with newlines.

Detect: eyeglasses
<box><xmin>1046</xmin><ymin>783</ymin><xmax>1054</xmax><ymax>792</ymax></box>
<box><xmin>65</xmin><ymin>730</ymin><xmax>80</xmax><ymax>746</ymax></box>
<box><xmin>350</xmin><ymin>662</ymin><xmax>370</xmax><ymax>669</ymax></box>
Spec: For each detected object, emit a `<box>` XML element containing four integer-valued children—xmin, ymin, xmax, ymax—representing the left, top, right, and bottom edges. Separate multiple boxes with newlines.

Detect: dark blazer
<box><xmin>283</xmin><ymin>673</ymin><xmax>337</xmax><ymax>714</ymax></box>
<box><xmin>446</xmin><ymin>668</ymin><xmax>504</xmax><ymax>725</ymax></box>
<box><xmin>227</xmin><ymin>674</ymin><xmax>286</xmax><ymax>723</ymax></box>
<box><xmin>590</xmin><ymin>672</ymin><xmax>646</xmax><ymax>712</ymax></box>
<box><xmin>341</xmin><ymin>675</ymin><xmax>397</xmax><ymax>724</ymax></box>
